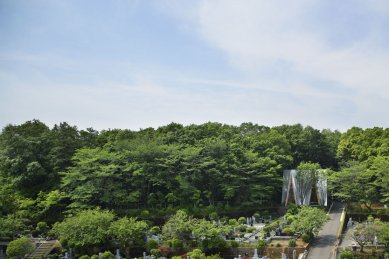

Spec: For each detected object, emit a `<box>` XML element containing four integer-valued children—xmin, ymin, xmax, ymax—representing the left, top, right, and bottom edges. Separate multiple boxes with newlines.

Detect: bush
<box><xmin>302</xmin><ymin>232</ymin><xmax>314</xmax><ymax>243</ymax></box>
<box><xmin>140</xmin><ymin>210</ymin><xmax>150</xmax><ymax>218</ymax></box>
<box><xmin>79</xmin><ymin>255</ymin><xmax>90</xmax><ymax>259</ymax></box>
<box><xmin>288</xmin><ymin>239</ymin><xmax>296</xmax><ymax>247</ymax></box>
<box><xmin>188</xmin><ymin>249</ymin><xmax>206</xmax><ymax>259</ymax></box>
<box><xmin>228</xmin><ymin>219</ymin><xmax>238</xmax><ymax>226</ymax></box>
<box><xmin>282</xmin><ymin>227</ymin><xmax>295</xmax><ymax>236</ymax></box>
<box><xmin>287</xmin><ymin>204</ymin><xmax>298</xmax><ymax>215</ymax></box>
<box><xmin>230</xmin><ymin>240</ymin><xmax>239</xmax><ymax>248</ymax></box>
<box><xmin>149</xmin><ymin>226</ymin><xmax>160</xmax><ymax>235</ymax></box>
<box><xmin>340</xmin><ymin>250</ymin><xmax>354</xmax><ymax>259</ymax></box>
<box><xmin>286</xmin><ymin>215</ymin><xmax>296</xmax><ymax>224</ymax></box>
<box><xmin>170</xmin><ymin>238</ymin><xmax>183</xmax><ymax>250</ymax></box>
<box><xmin>6</xmin><ymin>237</ymin><xmax>35</xmax><ymax>258</ymax></box>
<box><xmin>91</xmin><ymin>255</ymin><xmax>99</xmax><ymax>259</ymax></box>
<box><xmin>36</xmin><ymin>222</ymin><xmax>49</xmax><ymax>235</ymax></box>
<box><xmin>276</xmin><ymin>243</ymin><xmax>282</xmax><ymax>247</ymax></box>
<box><xmin>238</xmin><ymin>217</ymin><xmax>246</xmax><ymax>225</ymax></box>
<box><xmin>247</xmin><ymin>227</ymin><xmax>256</xmax><ymax>233</ymax></box>
<box><xmin>257</xmin><ymin>240</ymin><xmax>267</xmax><ymax>253</ymax></box>
<box><xmin>101</xmin><ymin>251</ymin><xmax>114</xmax><ymax>259</ymax></box>
<box><xmin>150</xmin><ymin>248</ymin><xmax>160</xmax><ymax>256</ymax></box>
<box><xmin>239</xmin><ymin>225</ymin><xmax>247</xmax><ymax>232</ymax></box>
<box><xmin>266</xmin><ymin>220</ymin><xmax>280</xmax><ymax>231</ymax></box>
<box><xmin>147</xmin><ymin>239</ymin><xmax>158</xmax><ymax>251</ymax></box>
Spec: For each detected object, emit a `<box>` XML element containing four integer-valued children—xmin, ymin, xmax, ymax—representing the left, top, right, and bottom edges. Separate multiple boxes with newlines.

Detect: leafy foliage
<box><xmin>52</xmin><ymin>209</ymin><xmax>115</xmax><ymax>252</ymax></box>
<box><xmin>6</xmin><ymin>237</ymin><xmax>35</xmax><ymax>258</ymax></box>
<box><xmin>290</xmin><ymin>206</ymin><xmax>328</xmax><ymax>235</ymax></box>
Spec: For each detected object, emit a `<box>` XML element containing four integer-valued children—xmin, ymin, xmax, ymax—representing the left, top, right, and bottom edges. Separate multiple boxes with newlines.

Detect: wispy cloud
<box><xmin>155</xmin><ymin>0</ymin><xmax>389</xmax><ymax>129</ymax></box>
<box><xmin>0</xmin><ymin>0</ymin><xmax>388</xmax><ymax>131</ymax></box>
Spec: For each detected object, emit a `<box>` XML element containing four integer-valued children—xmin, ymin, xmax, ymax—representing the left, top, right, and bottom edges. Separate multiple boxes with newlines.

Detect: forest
<box><xmin>0</xmin><ymin>120</ymin><xmax>388</xmax><ymax>257</ymax></box>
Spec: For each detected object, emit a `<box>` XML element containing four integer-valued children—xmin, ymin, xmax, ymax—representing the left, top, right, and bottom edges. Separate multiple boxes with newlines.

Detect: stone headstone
<box><xmin>115</xmin><ymin>249</ymin><xmax>120</xmax><ymax>259</ymax></box>
<box><xmin>293</xmin><ymin>249</ymin><xmax>296</xmax><ymax>259</ymax></box>
<box><xmin>281</xmin><ymin>253</ymin><xmax>287</xmax><ymax>259</ymax></box>
<box><xmin>253</xmin><ymin>248</ymin><xmax>259</xmax><ymax>259</ymax></box>
<box><xmin>347</xmin><ymin>217</ymin><xmax>353</xmax><ymax>227</ymax></box>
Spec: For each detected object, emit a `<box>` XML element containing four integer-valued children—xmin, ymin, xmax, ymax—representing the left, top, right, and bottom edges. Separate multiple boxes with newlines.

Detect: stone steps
<box><xmin>27</xmin><ymin>240</ymin><xmax>59</xmax><ymax>258</ymax></box>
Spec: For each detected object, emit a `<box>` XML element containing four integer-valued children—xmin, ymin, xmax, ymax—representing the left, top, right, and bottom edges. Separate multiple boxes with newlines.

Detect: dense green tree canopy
<box><xmin>0</xmin><ymin>119</ymin><xmax>388</xmax><ymax>257</ymax></box>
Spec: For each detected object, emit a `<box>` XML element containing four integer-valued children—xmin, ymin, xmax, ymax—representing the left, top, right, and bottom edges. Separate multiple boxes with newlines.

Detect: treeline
<box><xmin>0</xmin><ymin>119</ymin><xmax>388</xmax><ymax>240</ymax></box>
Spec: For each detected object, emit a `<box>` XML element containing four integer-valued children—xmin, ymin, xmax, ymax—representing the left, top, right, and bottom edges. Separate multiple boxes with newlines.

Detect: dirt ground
<box><xmin>268</xmin><ymin>238</ymin><xmax>308</xmax><ymax>248</ymax></box>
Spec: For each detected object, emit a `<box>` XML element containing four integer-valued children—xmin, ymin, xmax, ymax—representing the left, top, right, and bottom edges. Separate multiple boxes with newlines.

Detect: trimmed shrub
<box><xmin>188</xmin><ymin>249</ymin><xmax>206</xmax><ymax>259</ymax></box>
<box><xmin>288</xmin><ymin>239</ymin><xmax>296</xmax><ymax>247</ymax></box>
<box><xmin>228</xmin><ymin>219</ymin><xmax>238</xmax><ymax>226</ymax></box>
<box><xmin>238</xmin><ymin>217</ymin><xmax>246</xmax><ymax>225</ymax></box>
<box><xmin>239</xmin><ymin>225</ymin><xmax>247</xmax><ymax>232</ymax></box>
<box><xmin>101</xmin><ymin>251</ymin><xmax>114</xmax><ymax>259</ymax></box>
<box><xmin>79</xmin><ymin>255</ymin><xmax>90</xmax><ymax>259</ymax></box>
<box><xmin>6</xmin><ymin>237</ymin><xmax>35</xmax><ymax>258</ymax></box>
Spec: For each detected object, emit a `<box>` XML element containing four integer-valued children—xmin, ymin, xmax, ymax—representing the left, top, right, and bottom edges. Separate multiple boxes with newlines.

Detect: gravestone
<box><xmin>252</xmin><ymin>248</ymin><xmax>259</xmax><ymax>259</ymax></box>
<box><xmin>115</xmin><ymin>249</ymin><xmax>120</xmax><ymax>259</ymax></box>
<box><xmin>347</xmin><ymin>217</ymin><xmax>353</xmax><ymax>228</ymax></box>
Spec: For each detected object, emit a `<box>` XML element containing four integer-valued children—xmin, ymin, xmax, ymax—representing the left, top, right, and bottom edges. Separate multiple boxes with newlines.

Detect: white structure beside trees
<box><xmin>281</xmin><ymin>169</ymin><xmax>327</xmax><ymax>206</ymax></box>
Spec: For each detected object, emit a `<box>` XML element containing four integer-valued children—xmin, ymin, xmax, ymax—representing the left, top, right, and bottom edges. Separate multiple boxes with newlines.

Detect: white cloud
<box><xmin>157</xmin><ymin>0</ymin><xmax>389</xmax><ymax>129</ymax></box>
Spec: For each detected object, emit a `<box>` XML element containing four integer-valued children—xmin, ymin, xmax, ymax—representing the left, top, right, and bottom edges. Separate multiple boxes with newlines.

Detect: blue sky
<box><xmin>1</xmin><ymin>0</ymin><xmax>388</xmax><ymax>131</ymax></box>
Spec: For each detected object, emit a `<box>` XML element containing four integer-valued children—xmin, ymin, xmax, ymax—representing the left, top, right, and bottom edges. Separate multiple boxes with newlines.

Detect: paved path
<box><xmin>307</xmin><ymin>202</ymin><xmax>345</xmax><ymax>259</ymax></box>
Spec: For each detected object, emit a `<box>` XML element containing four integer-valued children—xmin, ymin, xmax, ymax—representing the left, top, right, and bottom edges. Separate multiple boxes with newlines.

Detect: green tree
<box><xmin>351</xmin><ymin>223</ymin><xmax>377</xmax><ymax>252</ymax></box>
<box><xmin>0</xmin><ymin>120</ymin><xmax>53</xmax><ymax>196</ymax></box>
<box><xmin>6</xmin><ymin>237</ymin><xmax>35</xmax><ymax>258</ymax></box>
<box><xmin>52</xmin><ymin>209</ymin><xmax>115</xmax><ymax>254</ymax></box>
<box><xmin>0</xmin><ymin>215</ymin><xmax>26</xmax><ymax>240</ymax></box>
<box><xmin>109</xmin><ymin>217</ymin><xmax>148</xmax><ymax>257</ymax></box>
<box><xmin>378</xmin><ymin>222</ymin><xmax>389</xmax><ymax>248</ymax></box>
<box><xmin>187</xmin><ymin>248</ymin><xmax>206</xmax><ymax>259</ymax></box>
<box><xmin>162</xmin><ymin>210</ymin><xmax>193</xmax><ymax>247</ymax></box>
<box><xmin>290</xmin><ymin>206</ymin><xmax>328</xmax><ymax>235</ymax></box>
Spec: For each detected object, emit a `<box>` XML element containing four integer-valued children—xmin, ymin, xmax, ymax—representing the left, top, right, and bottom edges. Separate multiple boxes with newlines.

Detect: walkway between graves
<box><xmin>307</xmin><ymin>202</ymin><xmax>344</xmax><ymax>259</ymax></box>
